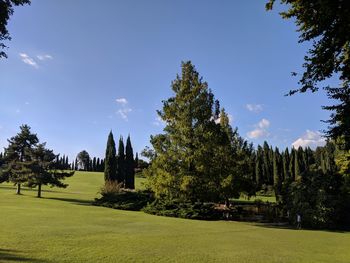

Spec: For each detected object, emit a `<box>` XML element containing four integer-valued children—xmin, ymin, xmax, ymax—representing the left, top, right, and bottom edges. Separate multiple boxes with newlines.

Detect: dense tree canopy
<box><xmin>0</xmin><ymin>0</ymin><xmax>31</xmax><ymax>58</ymax></box>
<box><xmin>144</xmin><ymin>61</ymin><xmax>254</xmax><ymax>203</ymax></box>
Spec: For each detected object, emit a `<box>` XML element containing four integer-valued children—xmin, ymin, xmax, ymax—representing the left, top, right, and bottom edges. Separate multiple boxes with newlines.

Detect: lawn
<box><xmin>0</xmin><ymin>171</ymin><xmax>349</xmax><ymax>263</ymax></box>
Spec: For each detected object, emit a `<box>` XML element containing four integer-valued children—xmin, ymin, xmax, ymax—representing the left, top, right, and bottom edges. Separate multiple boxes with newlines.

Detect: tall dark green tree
<box><xmin>125</xmin><ymin>135</ymin><xmax>135</xmax><ymax>189</ymax></box>
<box><xmin>104</xmin><ymin>131</ymin><xmax>117</xmax><ymax>182</ymax></box>
<box><xmin>117</xmin><ymin>137</ymin><xmax>125</xmax><ymax>185</ymax></box>
<box><xmin>0</xmin><ymin>125</ymin><xmax>38</xmax><ymax>194</ymax></box>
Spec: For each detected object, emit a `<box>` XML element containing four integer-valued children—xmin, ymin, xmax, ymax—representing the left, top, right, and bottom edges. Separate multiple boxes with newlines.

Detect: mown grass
<box><xmin>0</xmin><ymin>171</ymin><xmax>349</xmax><ymax>263</ymax></box>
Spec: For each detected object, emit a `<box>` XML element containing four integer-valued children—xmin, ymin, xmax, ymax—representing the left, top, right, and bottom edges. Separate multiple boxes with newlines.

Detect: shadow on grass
<box><xmin>0</xmin><ymin>249</ymin><xmax>46</xmax><ymax>262</ymax></box>
<box><xmin>0</xmin><ymin>185</ymin><xmax>67</xmax><ymax>194</ymax></box>
<box><xmin>252</xmin><ymin>222</ymin><xmax>350</xmax><ymax>233</ymax></box>
<box><xmin>45</xmin><ymin>197</ymin><xmax>93</xmax><ymax>206</ymax></box>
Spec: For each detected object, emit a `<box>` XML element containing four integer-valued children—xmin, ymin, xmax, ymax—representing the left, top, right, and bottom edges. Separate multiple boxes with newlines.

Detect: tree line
<box><xmin>140</xmin><ymin>61</ymin><xmax>350</xmax><ymax>228</ymax></box>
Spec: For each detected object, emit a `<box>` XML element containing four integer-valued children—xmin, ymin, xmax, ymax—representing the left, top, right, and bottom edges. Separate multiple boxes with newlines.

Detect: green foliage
<box><xmin>26</xmin><ymin>143</ymin><xmax>75</xmax><ymax>198</ymax></box>
<box><xmin>125</xmin><ymin>135</ymin><xmax>135</xmax><ymax>189</ymax></box>
<box><xmin>117</xmin><ymin>136</ymin><xmax>125</xmax><ymax>184</ymax></box>
<box><xmin>0</xmin><ymin>124</ymin><xmax>39</xmax><ymax>194</ymax></box>
<box><xmin>143</xmin><ymin>199</ymin><xmax>221</xmax><ymax>220</ymax></box>
<box><xmin>145</xmin><ymin>61</ymin><xmax>253</xmax><ymax>203</ymax></box>
<box><xmin>283</xmin><ymin>169</ymin><xmax>348</xmax><ymax>229</ymax></box>
<box><xmin>266</xmin><ymin>0</ymin><xmax>350</xmax><ymax>149</ymax></box>
<box><xmin>0</xmin><ymin>0</ymin><xmax>31</xmax><ymax>58</ymax></box>
<box><xmin>76</xmin><ymin>150</ymin><xmax>90</xmax><ymax>170</ymax></box>
<box><xmin>95</xmin><ymin>181</ymin><xmax>152</xmax><ymax>211</ymax></box>
<box><xmin>104</xmin><ymin>131</ymin><xmax>117</xmax><ymax>182</ymax></box>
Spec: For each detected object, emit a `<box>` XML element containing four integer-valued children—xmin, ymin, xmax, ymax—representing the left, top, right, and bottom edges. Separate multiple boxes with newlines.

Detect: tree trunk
<box><xmin>37</xmin><ymin>184</ymin><xmax>42</xmax><ymax>198</ymax></box>
<box><xmin>16</xmin><ymin>184</ymin><xmax>21</xmax><ymax>195</ymax></box>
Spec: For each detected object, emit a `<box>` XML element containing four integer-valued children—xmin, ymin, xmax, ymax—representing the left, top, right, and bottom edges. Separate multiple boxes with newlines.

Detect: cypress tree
<box><xmin>96</xmin><ymin>158</ymin><xmax>100</xmax><ymax>171</ymax></box>
<box><xmin>135</xmin><ymin>152</ymin><xmax>139</xmax><ymax>169</ymax></box>
<box><xmin>75</xmin><ymin>158</ymin><xmax>78</xmax><ymax>171</ymax></box>
<box><xmin>92</xmin><ymin>157</ymin><xmax>97</xmax><ymax>172</ymax></box>
<box><xmin>255</xmin><ymin>146</ymin><xmax>263</xmax><ymax>187</ymax></box>
<box><xmin>104</xmin><ymin>131</ymin><xmax>117</xmax><ymax>182</ymax></box>
<box><xmin>125</xmin><ymin>135</ymin><xmax>135</xmax><ymax>189</ymax></box>
<box><xmin>289</xmin><ymin>148</ymin><xmax>296</xmax><ymax>180</ymax></box>
<box><xmin>117</xmin><ymin>137</ymin><xmax>125</xmax><ymax>186</ymax></box>
<box><xmin>294</xmin><ymin>148</ymin><xmax>301</xmax><ymax>180</ymax></box>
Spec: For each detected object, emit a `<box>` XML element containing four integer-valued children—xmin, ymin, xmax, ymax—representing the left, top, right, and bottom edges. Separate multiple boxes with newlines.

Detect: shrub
<box><xmin>94</xmin><ymin>181</ymin><xmax>153</xmax><ymax>211</ymax></box>
<box><xmin>142</xmin><ymin>199</ymin><xmax>221</xmax><ymax>220</ymax></box>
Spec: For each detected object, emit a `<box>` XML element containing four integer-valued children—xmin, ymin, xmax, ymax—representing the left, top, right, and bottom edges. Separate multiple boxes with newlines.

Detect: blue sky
<box><xmin>0</xmin><ymin>0</ymin><xmax>333</xmax><ymax>161</ymax></box>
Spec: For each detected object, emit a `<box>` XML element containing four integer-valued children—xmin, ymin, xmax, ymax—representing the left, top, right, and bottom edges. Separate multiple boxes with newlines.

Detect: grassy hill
<box><xmin>0</xmin><ymin>171</ymin><xmax>349</xmax><ymax>263</ymax></box>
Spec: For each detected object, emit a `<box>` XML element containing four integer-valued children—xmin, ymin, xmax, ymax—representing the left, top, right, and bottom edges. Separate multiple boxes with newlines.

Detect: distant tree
<box><xmin>117</xmin><ymin>137</ymin><xmax>125</xmax><ymax>185</ymax></box>
<box><xmin>0</xmin><ymin>0</ymin><xmax>31</xmax><ymax>59</ymax></box>
<box><xmin>76</xmin><ymin>150</ymin><xmax>90</xmax><ymax>171</ymax></box>
<box><xmin>26</xmin><ymin>143</ymin><xmax>74</xmax><ymax>198</ymax></box>
<box><xmin>104</xmin><ymin>131</ymin><xmax>117</xmax><ymax>182</ymax></box>
<box><xmin>74</xmin><ymin>158</ymin><xmax>78</xmax><ymax>171</ymax></box>
<box><xmin>0</xmin><ymin>125</ymin><xmax>38</xmax><ymax>194</ymax></box>
<box><xmin>266</xmin><ymin>0</ymin><xmax>350</xmax><ymax>149</ymax></box>
<box><xmin>125</xmin><ymin>135</ymin><xmax>135</xmax><ymax>189</ymax></box>
<box><xmin>92</xmin><ymin>157</ymin><xmax>97</xmax><ymax>171</ymax></box>
<box><xmin>134</xmin><ymin>152</ymin><xmax>139</xmax><ymax>168</ymax></box>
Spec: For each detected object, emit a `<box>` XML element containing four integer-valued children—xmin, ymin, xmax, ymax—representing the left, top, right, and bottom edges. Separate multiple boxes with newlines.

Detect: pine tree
<box><xmin>117</xmin><ymin>137</ymin><xmax>125</xmax><ymax>186</ymax></box>
<box><xmin>26</xmin><ymin>143</ymin><xmax>74</xmax><ymax>198</ymax></box>
<box><xmin>144</xmin><ymin>61</ymin><xmax>253</xmax><ymax>202</ymax></box>
<box><xmin>0</xmin><ymin>125</ymin><xmax>39</xmax><ymax>194</ymax></box>
<box><xmin>125</xmin><ymin>135</ymin><xmax>135</xmax><ymax>189</ymax></box>
<box><xmin>104</xmin><ymin>131</ymin><xmax>117</xmax><ymax>182</ymax></box>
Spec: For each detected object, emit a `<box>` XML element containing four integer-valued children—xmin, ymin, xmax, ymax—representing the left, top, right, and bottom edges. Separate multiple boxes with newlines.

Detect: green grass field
<box><xmin>0</xmin><ymin>171</ymin><xmax>349</xmax><ymax>263</ymax></box>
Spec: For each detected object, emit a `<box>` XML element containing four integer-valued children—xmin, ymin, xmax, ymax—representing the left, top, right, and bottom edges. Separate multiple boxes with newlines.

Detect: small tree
<box><xmin>76</xmin><ymin>150</ymin><xmax>90</xmax><ymax>171</ymax></box>
<box><xmin>0</xmin><ymin>125</ymin><xmax>38</xmax><ymax>194</ymax></box>
<box><xmin>26</xmin><ymin>143</ymin><xmax>74</xmax><ymax>198</ymax></box>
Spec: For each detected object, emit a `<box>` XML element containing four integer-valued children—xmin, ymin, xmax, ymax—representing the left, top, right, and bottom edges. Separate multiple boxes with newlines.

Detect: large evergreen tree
<box><xmin>125</xmin><ymin>135</ymin><xmax>135</xmax><ymax>189</ymax></box>
<box><xmin>117</xmin><ymin>137</ymin><xmax>125</xmax><ymax>185</ymax></box>
<box><xmin>104</xmin><ymin>131</ymin><xmax>117</xmax><ymax>182</ymax></box>
<box><xmin>145</xmin><ymin>61</ymin><xmax>253</xmax><ymax>202</ymax></box>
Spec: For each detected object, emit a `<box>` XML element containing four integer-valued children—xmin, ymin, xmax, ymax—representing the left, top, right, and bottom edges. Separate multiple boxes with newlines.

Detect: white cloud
<box><xmin>116</xmin><ymin>98</ymin><xmax>128</xmax><ymax>105</ymax></box>
<box><xmin>246</xmin><ymin>104</ymin><xmax>263</xmax><ymax>113</ymax></box>
<box><xmin>247</xmin><ymin>118</ymin><xmax>270</xmax><ymax>139</ymax></box>
<box><xmin>117</xmin><ymin>108</ymin><xmax>132</xmax><ymax>120</ymax></box>
<box><xmin>19</xmin><ymin>53</ymin><xmax>38</xmax><ymax>68</ymax></box>
<box><xmin>37</xmin><ymin>54</ymin><xmax>53</xmax><ymax>61</ymax></box>
<box><xmin>292</xmin><ymin>130</ymin><xmax>326</xmax><ymax>149</ymax></box>
<box><xmin>258</xmin><ymin>118</ymin><xmax>270</xmax><ymax>129</ymax></box>
<box><xmin>247</xmin><ymin>129</ymin><xmax>269</xmax><ymax>139</ymax></box>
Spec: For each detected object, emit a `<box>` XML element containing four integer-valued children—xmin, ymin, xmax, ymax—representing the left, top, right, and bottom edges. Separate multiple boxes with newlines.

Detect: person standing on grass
<box><xmin>297</xmin><ymin>214</ymin><xmax>301</xmax><ymax>229</ymax></box>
